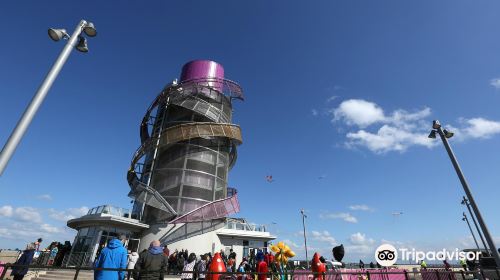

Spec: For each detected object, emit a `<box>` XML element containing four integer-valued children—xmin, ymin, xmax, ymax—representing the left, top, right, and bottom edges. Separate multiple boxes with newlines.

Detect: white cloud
<box><xmin>0</xmin><ymin>225</ymin><xmax>34</xmax><ymax>240</ymax></box>
<box><xmin>490</xmin><ymin>78</ymin><xmax>500</xmax><ymax>89</ymax></box>
<box><xmin>320</xmin><ymin>212</ymin><xmax>358</xmax><ymax>223</ymax></box>
<box><xmin>312</xmin><ymin>109</ymin><xmax>319</xmax><ymax>116</ymax></box>
<box><xmin>0</xmin><ymin>228</ymin><xmax>10</xmax><ymax>237</ymax></box>
<box><xmin>458</xmin><ymin>235</ymin><xmax>500</xmax><ymax>249</ymax></box>
<box><xmin>350</xmin><ymin>232</ymin><xmax>375</xmax><ymax>245</ymax></box>
<box><xmin>349</xmin><ymin>205</ymin><xmax>374</xmax><ymax>212</ymax></box>
<box><xmin>0</xmin><ymin>205</ymin><xmax>13</xmax><ymax>217</ymax></box>
<box><xmin>332</xmin><ymin>99</ymin><xmax>385</xmax><ymax>128</ymax></box>
<box><xmin>462</xmin><ymin>118</ymin><xmax>500</xmax><ymax>139</ymax></box>
<box><xmin>36</xmin><ymin>194</ymin><xmax>52</xmax><ymax>201</ymax></box>
<box><xmin>0</xmin><ymin>205</ymin><xmax>42</xmax><ymax>223</ymax></box>
<box><xmin>331</xmin><ymin>99</ymin><xmax>434</xmax><ymax>153</ymax></box>
<box><xmin>436</xmin><ymin>118</ymin><xmax>500</xmax><ymax>142</ymax></box>
<box><xmin>0</xmin><ymin>206</ymin><xmax>78</xmax><ymax>249</ymax></box>
<box><xmin>389</xmin><ymin>108</ymin><xmax>431</xmax><ymax>126</ymax></box>
<box><xmin>282</xmin><ymin>239</ymin><xmax>302</xmax><ymax>249</ymax></box>
<box><xmin>0</xmin><ymin>222</ymin><xmax>74</xmax><ymax>245</ymax></box>
<box><xmin>49</xmin><ymin>207</ymin><xmax>89</xmax><ymax>222</ymax></box>
<box><xmin>326</xmin><ymin>95</ymin><xmax>339</xmax><ymax>103</ymax></box>
<box><xmin>311</xmin><ymin>230</ymin><xmax>337</xmax><ymax>246</ymax></box>
<box><xmin>14</xmin><ymin>207</ymin><xmax>42</xmax><ymax>223</ymax></box>
<box><xmin>380</xmin><ymin>239</ymin><xmax>409</xmax><ymax>247</ymax></box>
<box><xmin>331</xmin><ymin>99</ymin><xmax>500</xmax><ymax>154</ymax></box>
<box><xmin>331</xmin><ymin>99</ymin><xmax>438</xmax><ymax>153</ymax></box>
<box><xmin>346</xmin><ymin>125</ymin><xmax>435</xmax><ymax>153</ymax></box>
<box><xmin>40</xmin><ymin>223</ymin><xmax>62</xmax><ymax>233</ymax></box>
<box><xmin>345</xmin><ymin>232</ymin><xmax>376</xmax><ymax>257</ymax></box>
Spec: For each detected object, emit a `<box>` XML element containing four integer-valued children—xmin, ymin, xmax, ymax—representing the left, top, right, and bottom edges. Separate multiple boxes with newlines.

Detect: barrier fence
<box><xmin>0</xmin><ymin>264</ymin><xmax>499</xmax><ymax>280</ymax></box>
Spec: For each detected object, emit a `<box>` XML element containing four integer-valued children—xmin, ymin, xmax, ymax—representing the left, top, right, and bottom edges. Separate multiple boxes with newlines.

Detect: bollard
<box><xmin>404</xmin><ymin>270</ymin><xmax>409</xmax><ymax>280</ymax></box>
<box><xmin>366</xmin><ymin>270</ymin><xmax>370</xmax><ymax>280</ymax></box>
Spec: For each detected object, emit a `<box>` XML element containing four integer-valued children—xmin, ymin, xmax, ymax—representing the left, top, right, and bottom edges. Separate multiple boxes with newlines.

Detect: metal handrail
<box><xmin>1</xmin><ymin>263</ymin><xmax>498</xmax><ymax>280</ymax></box>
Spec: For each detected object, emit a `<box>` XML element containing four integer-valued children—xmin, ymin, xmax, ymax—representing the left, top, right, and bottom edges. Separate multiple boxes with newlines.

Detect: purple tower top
<box><xmin>180</xmin><ymin>60</ymin><xmax>225</xmax><ymax>82</ymax></box>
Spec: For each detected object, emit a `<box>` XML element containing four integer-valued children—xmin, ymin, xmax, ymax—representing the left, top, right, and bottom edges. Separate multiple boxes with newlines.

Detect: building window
<box><xmin>243</xmin><ymin>240</ymin><xmax>249</xmax><ymax>258</ymax></box>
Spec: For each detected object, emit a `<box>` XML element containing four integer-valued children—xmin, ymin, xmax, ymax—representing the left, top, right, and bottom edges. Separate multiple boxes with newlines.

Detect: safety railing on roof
<box><xmin>86</xmin><ymin>205</ymin><xmax>132</xmax><ymax>219</ymax></box>
<box><xmin>1</xmin><ymin>263</ymin><xmax>499</xmax><ymax>280</ymax></box>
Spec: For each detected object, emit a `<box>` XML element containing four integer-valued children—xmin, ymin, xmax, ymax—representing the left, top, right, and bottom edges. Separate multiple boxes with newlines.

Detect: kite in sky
<box><xmin>265</xmin><ymin>175</ymin><xmax>274</xmax><ymax>183</ymax></box>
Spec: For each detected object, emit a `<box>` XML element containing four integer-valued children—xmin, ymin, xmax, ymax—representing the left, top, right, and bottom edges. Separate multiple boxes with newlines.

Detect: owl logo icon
<box><xmin>375</xmin><ymin>244</ymin><xmax>398</xmax><ymax>266</ymax></box>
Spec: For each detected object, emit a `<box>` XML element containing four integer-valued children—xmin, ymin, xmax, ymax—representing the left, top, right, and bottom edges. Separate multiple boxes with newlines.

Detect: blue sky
<box><xmin>0</xmin><ymin>1</ymin><xmax>499</xmax><ymax>262</ymax></box>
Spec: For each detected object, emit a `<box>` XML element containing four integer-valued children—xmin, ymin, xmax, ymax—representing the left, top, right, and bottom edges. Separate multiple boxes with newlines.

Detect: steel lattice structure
<box><xmin>127</xmin><ymin>61</ymin><xmax>244</xmax><ymax>224</ymax></box>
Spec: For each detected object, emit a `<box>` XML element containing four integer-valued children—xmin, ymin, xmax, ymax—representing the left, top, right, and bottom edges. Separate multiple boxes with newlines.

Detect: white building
<box><xmin>67</xmin><ymin>207</ymin><xmax>275</xmax><ymax>266</ymax></box>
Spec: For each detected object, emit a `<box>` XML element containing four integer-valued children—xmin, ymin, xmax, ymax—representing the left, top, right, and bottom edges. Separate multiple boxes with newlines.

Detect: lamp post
<box><xmin>0</xmin><ymin>19</ymin><xmax>97</xmax><ymax>176</ymax></box>
<box><xmin>300</xmin><ymin>209</ymin><xmax>309</xmax><ymax>269</ymax></box>
<box><xmin>462</xmin><ymin>196</ymin><xmax>488</xmax><ymax>252</ymax></box>
<box><xmin>429</xmin><ymin>120</ymin><xmax>500</xmax><ymax>267</ymax></box>
<box><xmin>462</xmin><ymin>212</ymin><xmax>480</xmax><ymax>251</ymax></box>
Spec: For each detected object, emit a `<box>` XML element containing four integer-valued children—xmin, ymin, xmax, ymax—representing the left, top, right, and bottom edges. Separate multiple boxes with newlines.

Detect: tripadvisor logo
<box><xmin>374</xmin><ymin>244</ymin><xmax>482</xmax><ymax>266</ymax></box>
<box><xmin>375</xmin><ymin>244</ymin><xmax>398</xmax><ymax>266</ymax></box>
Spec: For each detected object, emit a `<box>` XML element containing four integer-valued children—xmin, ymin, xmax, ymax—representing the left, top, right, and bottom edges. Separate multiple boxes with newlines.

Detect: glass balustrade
<box><xmin>86</xmin><ymin>205</ymin><xmax>133</xmax><ymax>219</ymax></box>
<box><xmin>224</xmin><ymin>219</ymin><xmax>267</xmax><ymax>232</ymax></box>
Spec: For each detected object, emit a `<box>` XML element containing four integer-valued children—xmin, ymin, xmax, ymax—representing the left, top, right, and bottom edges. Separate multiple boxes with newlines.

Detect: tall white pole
<box><xmin>434</xmin><ymin>122</ymin><xmax>500</xmax><ymax>267</ymax></box>
<box><xmin>301</xmin><ymin>209</ymin><xmax>309</xmax><ymax>269</ymax></box>
<box><xmin>463</xmin><ymin>212</ymin><xmax>481</xmax><ymax>251</ymax></box>
<box><xmin>0</xmin><ymin>20</ymin><xmax>87</xmax><ymax>175</ymax></box>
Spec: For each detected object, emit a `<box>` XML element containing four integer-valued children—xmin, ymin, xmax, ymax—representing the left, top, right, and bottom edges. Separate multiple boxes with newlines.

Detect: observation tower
<box><xmin>128</xmin><ymin>60</ymin><xmax>243</xmax><ymax>224</ymax></box>
<box><xmin>67</xmin><ymin>60</ymin><xmax>275</xmax><ymax>266</ymax></box>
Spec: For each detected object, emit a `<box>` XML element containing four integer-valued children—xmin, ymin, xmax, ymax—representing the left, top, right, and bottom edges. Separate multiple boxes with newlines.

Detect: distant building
<box><xmin>66</xmin><ymin>60</ymin><xmax>275</xmax><ymax>266</ymax></box>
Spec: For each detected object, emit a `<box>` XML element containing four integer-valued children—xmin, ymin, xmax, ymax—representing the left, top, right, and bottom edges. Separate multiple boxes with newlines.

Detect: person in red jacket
<box><xmin>256</xmin><ymin>251</ymin><xmax>268</xmax><ymax>280</ymax></box>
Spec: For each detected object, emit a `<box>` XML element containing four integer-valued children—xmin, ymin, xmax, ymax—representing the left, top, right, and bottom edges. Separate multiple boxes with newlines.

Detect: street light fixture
<box><xmin>83</xmin><ymin>22</ymin><xmax>97</xmax><ymax>37</ymax></box>
<box><xmin>48</xmin><ymin>28</ymin><xmax>68</xmax><ymax>41</ymax></box>
<box><xmin>76</xmin><ymin>36</ymin><xmax>89</xmax><ymax>53</ymax></box>
<box><xmin>442</xmin><ymin>129</ymin><xmax>454</xmax><ymax>139</ymax></box>
<box><xmin>432</xmin><ymin>120</ymin><xmax>441</xmax><ymax>129</ymax></box>
<box><xmin>0</xmin><ymin>20</ymin><xmax>97</xmax><ymax>176</ymax></box>
<box><xmin>300</xmin><ymin>209</ymin><xmax>309</xmax><ymax>269</ymax></box>
<box><xmin>429</xmin><ymin>120</ymin><xmax>500</xmax><ymax>267</ymax></box>
<box><xmin>428</xmin><ymin>130</ymin><xmax>437</xmax><ymax>139</ymax></box>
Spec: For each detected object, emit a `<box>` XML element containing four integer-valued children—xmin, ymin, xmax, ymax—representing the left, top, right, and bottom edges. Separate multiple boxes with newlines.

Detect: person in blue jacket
<box><xmin>94</xmin><ymin>238</ymin><xmax>128</xmax><ymax>280</ymax></box>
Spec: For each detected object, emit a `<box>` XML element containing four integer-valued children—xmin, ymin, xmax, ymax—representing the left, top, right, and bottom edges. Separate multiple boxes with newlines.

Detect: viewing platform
<box><xmin>67</xmin><ymin>205</ymin><xmax>149</xmax><ymax>231</ymax></box>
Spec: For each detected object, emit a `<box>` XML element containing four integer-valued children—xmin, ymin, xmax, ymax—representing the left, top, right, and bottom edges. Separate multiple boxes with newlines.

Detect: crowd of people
<box><xmin>358</xmin><ymin>260</ymin><xmax>383</xmax><ymax>269</ymax></box>
<box><xmin>8</xmin><ymin>236</ymin><xmax>480</xmax><ymax>280</ymax></box>
<box><xmin>7</xmin><ymin>236</ymin><xmax>279</xmax><ymax>280</ymax></box>
<box><xmin>8</xmin><ymin>238</ymin><xmax>73</xmax><ymax>280</ymax></box>
<box><xmin>92</xmin><ymin>237</ymin><xmax>284</xmax><ymax>280</ymax></box>
<box><xmin>42</xmin><ymin>240</ymin><xmax>73</xmax><ymax>266</ymax></box>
